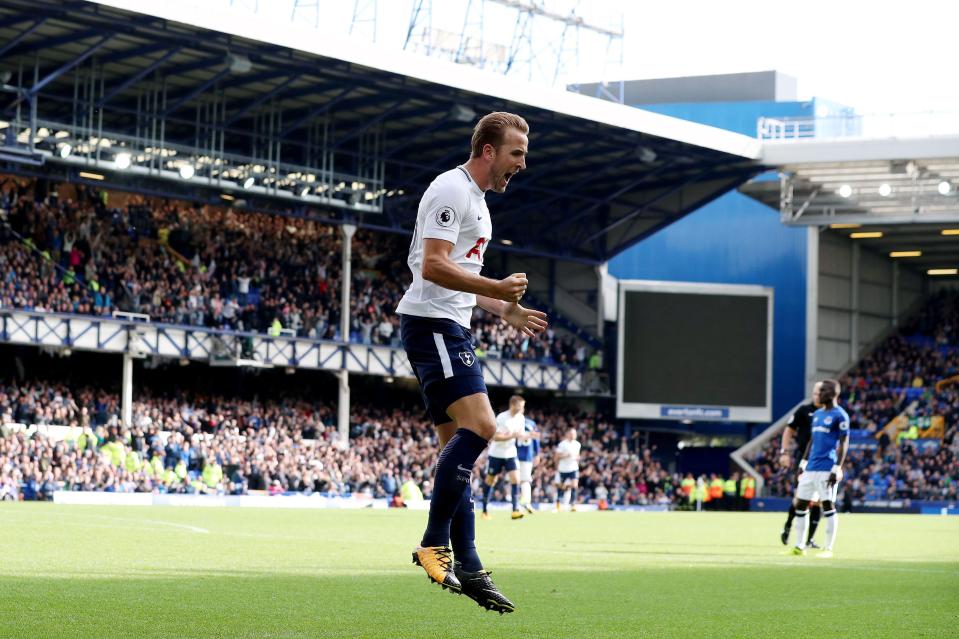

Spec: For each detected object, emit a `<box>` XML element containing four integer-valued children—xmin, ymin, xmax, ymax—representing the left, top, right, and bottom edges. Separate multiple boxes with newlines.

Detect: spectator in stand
<box><xmin>0</xmin><ymin>376</ymin><xmax>681</xmax><ymax>506</ymax></box>
<box><xmin>0</xmin><ymin>177</ymin><xmax>593</xmax><ymax>367</ymax></box>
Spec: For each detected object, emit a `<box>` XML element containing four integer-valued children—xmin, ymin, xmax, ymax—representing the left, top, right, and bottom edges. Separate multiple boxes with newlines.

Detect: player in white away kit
<box><xmin>792</xmin><ymin>379</ymin><xmax>849</xmax><ymax>558</ymax></box>
<box><xmin>400</xmin><ymin>112</ymin><xmax>548</xmax><ymax>613</ymax></box>
<box><xmin>554</xmin><ymin>428</ymin><xmax>581</xmax><ymax>512</ymax></box>
<box><xmin>481</xmin><ymin>395</ymin><xmax>530</xmax><ymax>520</ymax></box>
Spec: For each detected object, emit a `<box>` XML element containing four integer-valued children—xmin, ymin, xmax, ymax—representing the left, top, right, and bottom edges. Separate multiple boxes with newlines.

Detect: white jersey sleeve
<box><xmin>419</xmin><ymin>181</ymin><xmax>467</xmax><ymax>245</ymax></box>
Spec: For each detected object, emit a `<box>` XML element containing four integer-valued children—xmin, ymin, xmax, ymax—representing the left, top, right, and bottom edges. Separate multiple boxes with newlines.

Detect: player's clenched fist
<box><xmin>495</xmin><ymin>273</ymin><xmax>527</xmax><ymax>302</ymax></box>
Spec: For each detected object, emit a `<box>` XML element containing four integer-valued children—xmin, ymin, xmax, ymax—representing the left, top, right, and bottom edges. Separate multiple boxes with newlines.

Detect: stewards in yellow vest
<box><xmin>399</xmin><ymin>479</ymin><xmax>423</xmax><ymax>505</ymax></box>
<box><xmin>203</xmin><ymin>461</ymin><xmax>223</xmax><ymax>491</ymax></box>
<box><xmin>695</xmin><ymin>476</ymin><xmax>708</xmax><ymax>510</ymax></box>
<box><xmin>724</xmin><ymin>474</ymin><xmax>738</xmax><ymax>511</ymax></box>
<box><xmin>681</xmin><ymin>474</ymin><xmax>696</xmax><ymax>506</ymax></box>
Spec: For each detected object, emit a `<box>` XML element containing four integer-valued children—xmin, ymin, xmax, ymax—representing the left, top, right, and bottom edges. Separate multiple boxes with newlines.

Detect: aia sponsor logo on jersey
<box><xmin>465</xmin><ymin>237</ymin><xmax>486</xmax><ymax>260</ymax></box>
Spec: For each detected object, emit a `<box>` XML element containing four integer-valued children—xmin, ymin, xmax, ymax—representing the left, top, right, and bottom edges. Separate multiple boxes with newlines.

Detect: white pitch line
<box><xmin>0</xmin><ymin>510</ymin><xmax>210</xmax><ymax>534</ymax></box>
<box><xmin>141</xmin><ymin>519</ymin><xmax>210</xmax><ymax>534</ymax></box>
<box><xmin>88</xmin><ymin>514</ymin><xmax>210</xmax><ymax>534</ymax></box>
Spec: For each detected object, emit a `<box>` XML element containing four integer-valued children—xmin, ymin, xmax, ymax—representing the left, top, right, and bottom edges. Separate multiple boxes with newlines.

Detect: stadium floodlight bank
<box><xmin>616</xmin><ymin>280</ymin><xmax>773</xmax><ymax>423</ymax></box>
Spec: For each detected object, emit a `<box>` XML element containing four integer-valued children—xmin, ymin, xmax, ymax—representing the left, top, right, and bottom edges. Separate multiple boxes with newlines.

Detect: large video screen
<box><xmin>616</xmin><ymin>281</ymin><xmax>772</xmax><ymax>422</ymax></box>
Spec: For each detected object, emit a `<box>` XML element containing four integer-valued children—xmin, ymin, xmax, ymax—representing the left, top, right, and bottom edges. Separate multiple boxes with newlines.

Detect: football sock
<box><xmin>793</xmin><ymin>509</ymin><xmax>808</xmax><ymax>549</ymax></box>
<box><xmin>450</xmin><ymin>485</ymin><xmax>482</xmax><ymax>572</ymax></box>
<box><xmin>563</xmin><ymin>489</ymin><xmax>571</xmax><ymax>506</ymax></box>
<box><xmin>808</xmin><ymin>504</ymin><xmax>822</xmax><ymax>542</ymax></box>
<box><xmin>482</xmin><ymin>482</ymin><xmax>493</xmax><ymax>513</ymax></box>
<box><xmin>571</xmin><ymin>488</ymin><xmax>578</xmax><ymax>505</ymax></box>
<box><xmin>823</xmin><ymin>509</ymin><xmax>838</xmax><ymax>550</ymax></box>
<box><xmin>784</xmin><ymin>503</ymin><xmax>796</xmax><ymax>530</ymax></box>
<box><xmin>421</xmin><ymin>428</ymin><xmax>488</xmax><ymax>548</ymax></box>
<box><xmin>520</xmin><ymin>480</ymin><xmax>531</xmax><ymax>506</ymax></box>
<box><xmin>510</xmin><ymin>483</ymin><xmax>519</xmax><ymax>511</ymax></box>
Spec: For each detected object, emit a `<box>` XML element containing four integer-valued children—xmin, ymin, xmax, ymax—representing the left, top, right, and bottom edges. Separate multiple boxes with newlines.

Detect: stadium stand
<box><xmin>0</xmin><ymin>373</ymin><xmax>677</xmax><ymax>506</ymax></box>
<box><xmin>752</xmin><ymin>292</ymin><xmax>959</xmax><ymax>503</ymax></box>
<box><xmin>0</xmin><ymin>176</ymin><xmax>590</xmax><ymax>366</ymax></box>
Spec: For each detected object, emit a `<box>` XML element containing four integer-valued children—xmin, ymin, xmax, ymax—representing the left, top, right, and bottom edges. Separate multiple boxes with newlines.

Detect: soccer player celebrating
<box><xmin>516</xmin><ymin>412</ymin><xmax>541</xmax><ymax>514</ymax></box>
<box><xmin>779</xmin><ymin>382</ymin><xmax>824</xmax><ymax>548</ymax></box>
<box><xmin>481</xmin><ymin>395</ymin><xmax>529</xmax><ymax>520</ymax></box>
<box><xmin>554</xmin><ymin>428</ymin><xmax>581</xmax><ymax>512</ymax></box>
<box><xmin>791</xmin><ymin>379</ymin><xmax>849</xmax><ymax>558</ymax></box>
<box><xmin>398</xmin><ymin>112</ymin><xmax>547</xmax><ymax>613</ymax></box>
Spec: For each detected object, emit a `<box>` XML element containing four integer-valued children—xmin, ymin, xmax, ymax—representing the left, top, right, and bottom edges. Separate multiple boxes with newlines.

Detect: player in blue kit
<box><xmin>399</xmin><ymin>112</ymin><xmax>548</xmax><ymax>613</ymax></box>
<box><xmin>791</xmin><ymin>379</ymin><xmax>849</xmax><ymax>558</ymax></box>
<box><xmin>516</xmin><ymin>415</ymin><xmax>541</xmax><ymax>514</ymax></box>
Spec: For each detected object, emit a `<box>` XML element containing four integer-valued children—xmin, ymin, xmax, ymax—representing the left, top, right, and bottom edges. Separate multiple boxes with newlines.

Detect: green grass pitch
<box><xmin>0</xmin><ymin>504</ymin><xmax>956</xmax><ymax>638</ymax></box>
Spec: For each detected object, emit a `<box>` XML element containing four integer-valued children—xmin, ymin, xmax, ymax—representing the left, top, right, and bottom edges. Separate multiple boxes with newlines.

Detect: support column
<box><xmin>121</xmin><ymin>353</ymin><xmax>133</xmax><ymax>429</ymax></box>
<box><xmin>891</xmin><ymin>260</ymin><xmax>900</xmax><ymax>326</ymax></box>
<box><xmin>337</xmin><ymin>223</ymin><xmax>357</xmax><ymax>448</ymax></box>
<box><xmin>804</xmin><ymin>227</ymin><xmax>820</xmax><ymax>394</ymax></box>
<box><xmin>595</xmin><ymin>262</ymin><xmax>607</xmax><ymax>339</ymax></box>
<box><xmin>850</xmin><ymin>243</ymin><xmax>860</xmax><ymax>363</ymax></box>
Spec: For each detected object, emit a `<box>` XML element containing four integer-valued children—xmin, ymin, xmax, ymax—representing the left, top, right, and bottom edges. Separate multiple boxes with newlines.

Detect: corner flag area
<box><xmin>0</xmin><ymin>505</ymin><xmax>955</xmax><ymax>638</ymax></box>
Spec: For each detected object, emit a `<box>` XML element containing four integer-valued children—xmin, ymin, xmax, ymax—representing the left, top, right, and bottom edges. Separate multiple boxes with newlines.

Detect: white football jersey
<box><xmin>556</xmin><ymin>439</ymin><xmax>581</xmax><ymax>473</ymax></box>
<box><xmin>396</xmin><ymin>166</ymin><xmax>492</xmax><ymax>328</ymax></box>
<box><xmin>489</xmin><ymin>410</ymin><xmax>525</xmax><ymax>459</ymax></box>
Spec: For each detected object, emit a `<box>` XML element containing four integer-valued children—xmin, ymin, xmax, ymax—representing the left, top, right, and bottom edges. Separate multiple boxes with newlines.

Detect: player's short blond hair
<box><xmin>470</xmin><ymin>112</ymin><xmax>529</xmax><ymax>158</ymax></box>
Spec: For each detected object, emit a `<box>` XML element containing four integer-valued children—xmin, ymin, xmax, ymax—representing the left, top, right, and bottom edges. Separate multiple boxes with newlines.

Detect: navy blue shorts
<box><xmin>400</xmin><ymin>314</ymin><xmax>487</xmax><ymax>425</ymax></box>
<box><xmin>485</xmin><ymin>456</ymin><xmax>518</xmax><ymax>476</ymax></box>
<box><xmin>557</xmin><ymin>470</ymin><xmax>579</xmax><ymax>483</ymax></box>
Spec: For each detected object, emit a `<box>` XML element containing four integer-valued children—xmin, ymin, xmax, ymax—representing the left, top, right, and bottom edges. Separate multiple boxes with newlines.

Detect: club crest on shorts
<box><xmin>435</xmin><ymin>207</ymin><xmax>455</xmax><ymax>227</ymax></box>
<box><xmin>458</xmin><ymin>351</ymin><xmax>475</xmax><ymax>367</ymax></box>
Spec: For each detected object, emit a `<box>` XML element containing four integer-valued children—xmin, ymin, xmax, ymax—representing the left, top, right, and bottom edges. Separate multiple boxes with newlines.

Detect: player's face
<box><xmin>566</xmin><ymin>429</ymin><xmax>576</xmax><ymax>441</ymax></box>
<box><xmin>488</xmin><ymin>128</ymin><xmax>528</xmax><ymax>193</ymax></box>
<box><xmin>819</xmin><ymin>382</ymin><xmax>838</xmax><ymax>405</ymax></box>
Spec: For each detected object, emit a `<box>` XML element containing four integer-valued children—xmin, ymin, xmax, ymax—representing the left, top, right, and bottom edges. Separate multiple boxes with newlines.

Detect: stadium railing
<box><xmin>0</xmin><ymin>308</ymin><xmax>584</xmax><ymax>392</ymax></box>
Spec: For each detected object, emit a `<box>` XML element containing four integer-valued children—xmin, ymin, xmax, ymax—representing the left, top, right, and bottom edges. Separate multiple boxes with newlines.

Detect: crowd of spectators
<box><xmin>0</xmin><ymin>176</ymin><xmax>590</xmax><ymax>366</ymax></box>
<box><xmin>753</xmin><ymin>292</ymin><xmax>959</xmax><ymax>503</ymax></box>
<box><xmin>0</xmin><ymin>376</ymin><xmax>679</xmax><ymax>506</ymax></box>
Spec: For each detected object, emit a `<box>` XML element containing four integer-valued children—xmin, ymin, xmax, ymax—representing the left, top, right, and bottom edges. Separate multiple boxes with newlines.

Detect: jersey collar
<box><xmin>456</xmin><ymin>165</ymin><xmax>486</xmax><ymax>197</ymax></box>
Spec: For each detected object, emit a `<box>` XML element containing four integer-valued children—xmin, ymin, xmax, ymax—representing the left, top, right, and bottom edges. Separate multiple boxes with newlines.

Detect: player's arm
<box><xmin>828</xmin><ymin>436</ymin><xmax>849</xmax><ymax>486</ymax></box>
<box><xmin>490</xmin><ymin>413</ymin><xmax>511</xmax><ymax>441</ymax></box>
<box><xmin>779</xmin><ymin>417</ymin><xmax>796</xmax><ymax>468</ymax></box>
<box><xmin>476</xmin><ymin>296</ymin><xmax>548</xmax><ymax>338</ymax></box>
<box><xmin>797</xmin><ymin>439</ymin><xmax>812</xmax><ymax>482</ymax></box>
<box><xmin>829</xmin><ymin>418</ymin><xmax>850</xmax><ymax>486</ymax></box>
<box><xmin>422</xmin><ymin>239</ymin><xmax>526</xmax><ymax>301</ymax></box>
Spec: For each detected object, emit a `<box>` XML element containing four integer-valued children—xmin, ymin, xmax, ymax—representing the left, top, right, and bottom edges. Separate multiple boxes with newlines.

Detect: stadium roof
<box><xmin>0</xmin><ymin>0</ymin><xmax>762</xmax><ymax>264</ymax></box>
<box><xmin>741</xmin><ymin>135</ymin><xmax>959</xmax><ymax>271</ymax></box>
